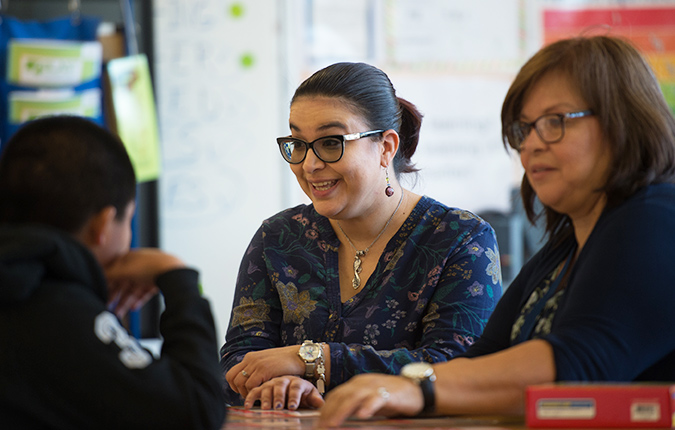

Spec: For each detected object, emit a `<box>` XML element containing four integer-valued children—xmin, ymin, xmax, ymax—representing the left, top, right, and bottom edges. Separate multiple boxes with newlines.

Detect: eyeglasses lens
<box><xmin>314</xmin><ymin>137</ymin><xmax>343</xmax><ymax>162</ymax></box>
<box><xmin>510</xmin><ymin>114</ymin><xmax>566</xmax><ymax>150</ymax></box>
<box><xmin>279</xmin><ymin>140</ymin><xmax>306</xmax><ymax>163</ymax></box>
<box><xmin>537</xmin><ymin>115</ymin><xmax>564</xmax><ymax>143</ymax></box>
<box><xmin>510</xmin><ymin>123</ymin><xmax>527</xmax><ymax>149</ymax></box>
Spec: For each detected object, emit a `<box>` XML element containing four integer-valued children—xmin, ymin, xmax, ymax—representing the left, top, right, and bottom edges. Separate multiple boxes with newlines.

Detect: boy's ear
<box><xmin>80</xmin><ymin>206</ymin><xmax>117</xmax><ymax>247</ymax></box>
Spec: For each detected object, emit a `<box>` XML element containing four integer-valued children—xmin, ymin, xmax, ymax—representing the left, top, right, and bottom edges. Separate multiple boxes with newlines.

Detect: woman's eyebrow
<box><xmin>289</xmin><ymin>121</ymin><xmax>348</xmax><ymax>134</ymax></box>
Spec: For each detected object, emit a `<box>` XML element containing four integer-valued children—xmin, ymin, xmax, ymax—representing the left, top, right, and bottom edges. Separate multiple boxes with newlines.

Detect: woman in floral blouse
<box><xmin>220</xmin><ymin>62</ymin><xmax>502</xmax><ymax>407</ymax></box>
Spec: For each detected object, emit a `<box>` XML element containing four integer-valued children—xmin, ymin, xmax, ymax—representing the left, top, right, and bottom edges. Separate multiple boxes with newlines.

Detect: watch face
<box><xmin>299</xmin><ymin>343</ymin><xmax>320</xmax><ymax>361</ymax></box>
<box><xmin>401</xmin><ymin>362</ymin><xmax>434</xmax><ymax>380</ymax></box>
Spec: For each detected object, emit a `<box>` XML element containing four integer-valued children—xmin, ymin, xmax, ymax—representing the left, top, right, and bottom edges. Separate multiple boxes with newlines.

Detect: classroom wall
<box><xmin>2</xmin><ymin>0</ymin><xmax>671</xmax><ymax>345</ymax></box>
<box><xmin>152</xmin><ymin>0</ymin><xmax>675</xmax><ymax>343</ymax></box>
<box><xmin>153</xmin><ymin>0</ymin><xmax>526</xmax><ymax>343</ymax></box>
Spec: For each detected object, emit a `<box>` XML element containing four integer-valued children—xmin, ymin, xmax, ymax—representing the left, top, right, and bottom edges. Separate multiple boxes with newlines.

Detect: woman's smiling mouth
<box><xmin>311</xmin><ymin>180</ymin><xmax>337</xmax><ymax>191</ymax></box>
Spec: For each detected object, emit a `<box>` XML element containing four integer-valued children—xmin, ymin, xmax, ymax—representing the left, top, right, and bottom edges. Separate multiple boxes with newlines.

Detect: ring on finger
<box><xmin>377</xmin><ymin>387</ymin><xmax>390</xmax><ymax>401</ymax></box>
<box><xmin>242</xmin><ymin>370</ymin><xmax>250</xmax><ymax>377</ymax></box>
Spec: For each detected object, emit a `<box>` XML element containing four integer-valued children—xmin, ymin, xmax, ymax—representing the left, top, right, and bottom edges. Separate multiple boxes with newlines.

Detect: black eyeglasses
<box><xmin>276</xmin><ymin>130</ymin><xmax>384</xmax><ymax>164</ymax></box>
<box><xmin>508</xmin><ymin>110</ymin><xmax>594</xmax><ymax>151</ymax></box>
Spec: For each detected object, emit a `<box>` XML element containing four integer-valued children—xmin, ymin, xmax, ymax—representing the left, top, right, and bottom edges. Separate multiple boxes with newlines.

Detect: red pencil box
<box><xmin>526</xmin><ymin>383</ymin><xmax>675</xmax><ymax>428</ymax></box>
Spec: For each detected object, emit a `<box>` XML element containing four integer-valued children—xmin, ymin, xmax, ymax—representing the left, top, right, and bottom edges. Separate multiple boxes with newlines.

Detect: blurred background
<box><xmin>3</xmin><ymin>0</ymin><xmax>674</xmax><ymax>342</ymax></box>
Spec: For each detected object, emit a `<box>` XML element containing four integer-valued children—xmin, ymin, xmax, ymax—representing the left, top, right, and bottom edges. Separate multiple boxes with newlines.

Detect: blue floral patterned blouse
<box><xmin>220</xmin><ymin>196</ymin><xmax>502</xmax><ymax>404</ymax></box>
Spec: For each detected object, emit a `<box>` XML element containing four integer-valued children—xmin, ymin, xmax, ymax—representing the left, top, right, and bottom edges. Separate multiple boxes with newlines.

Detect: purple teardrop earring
<box><xmin>385</xmin><ymin>168</ymin><xmax>395</xmax><ymax>197</ymax></box>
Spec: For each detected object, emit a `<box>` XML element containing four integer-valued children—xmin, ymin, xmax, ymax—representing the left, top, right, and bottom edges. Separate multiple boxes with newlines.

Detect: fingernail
<box><xmin>275</xmin><ymin>402</ymin><xmax>283</xmax><ymax>410</ymax></box>
<box><xmin>288</xmin><ymin>402</ymin><xmax>297</xmax><ymax>410</ymax></box>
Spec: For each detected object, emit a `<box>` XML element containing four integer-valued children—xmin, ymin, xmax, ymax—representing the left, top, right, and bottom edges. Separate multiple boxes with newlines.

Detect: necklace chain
<box><xmin>337</xmin><ymin>192</ymin><xmax>404</xmax><ymax>290</ymax></box>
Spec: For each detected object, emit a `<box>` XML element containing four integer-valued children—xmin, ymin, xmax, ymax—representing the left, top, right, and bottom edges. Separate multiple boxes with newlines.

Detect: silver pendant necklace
<box><xmin>337</xmin><ymin>192</ymin><xmax>404</xmax><ymax>290</ymax></box>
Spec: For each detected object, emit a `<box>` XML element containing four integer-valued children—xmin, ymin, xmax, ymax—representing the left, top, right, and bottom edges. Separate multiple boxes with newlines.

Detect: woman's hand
<box><xmin>226</xmin><ymin>345</ymin><xmax>306</xmax><ymax>399</ymax></box>
<box><xmin>317</xmin><ymin>373</ymin><xmax>423</xmax><ymax>427</ymax></box>
<box><xmin>244</xmin><ymin>376</ymin><xmax>324</xmax><ymax>410</ymax></box>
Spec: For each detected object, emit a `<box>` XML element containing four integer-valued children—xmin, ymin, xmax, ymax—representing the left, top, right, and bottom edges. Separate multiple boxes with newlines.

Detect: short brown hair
<box><xmin>0</xmin><ymin>115</ymin><xmax>136</xmax><ymax>234</ymax></box>
<box><xmin>502</xmin><ymin>35</ymin><xmax>675</xmax><ymax>239</ymax></box>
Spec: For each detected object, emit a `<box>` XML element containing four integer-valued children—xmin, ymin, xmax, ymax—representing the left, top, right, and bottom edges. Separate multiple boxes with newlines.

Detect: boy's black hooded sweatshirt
<box><xmin>0</xmin><ymin>225</ymin><xmax>226</xmax><ymax>429</ymax></box>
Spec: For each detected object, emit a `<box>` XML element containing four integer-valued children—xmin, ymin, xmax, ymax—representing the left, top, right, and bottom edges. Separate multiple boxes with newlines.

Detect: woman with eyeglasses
<box><xmin>282</xmin><ymin>35</ymin><xmax>675</xmax><ymax>427</ymax></box>
<box><xmin>219</xmin><ymin>62</ymin><xmax>503</xmax><ymax>408</ymax></box>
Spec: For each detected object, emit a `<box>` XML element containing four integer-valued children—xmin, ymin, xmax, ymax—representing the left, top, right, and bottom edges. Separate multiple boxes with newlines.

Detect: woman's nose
<box><xmin>519</xmin><ymin>128</ymin><xmax>547</xmax><ymax>153</ymax></box>
<box><xmin>302</xmin><ymin>148</ymin><xmax>325</xmax><ymax>172</ymax></box>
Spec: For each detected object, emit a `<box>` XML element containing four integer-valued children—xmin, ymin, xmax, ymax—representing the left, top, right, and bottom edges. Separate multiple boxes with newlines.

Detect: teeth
<box><xmin>312</xmin><ymin>181</ymin><xmax>335</xmax><ymax>191</ymax></box>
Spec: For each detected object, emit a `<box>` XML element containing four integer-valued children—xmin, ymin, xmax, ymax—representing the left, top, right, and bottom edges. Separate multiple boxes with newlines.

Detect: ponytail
<box><xmin>395</xmin><ymin>97</ymin><xmax>422</xmax><ymax>175</ymax></box>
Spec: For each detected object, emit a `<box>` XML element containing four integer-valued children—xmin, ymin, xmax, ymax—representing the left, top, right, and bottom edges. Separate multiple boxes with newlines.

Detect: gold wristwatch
<box><xmin>298</xmin><ymin>340</ymin><xmax>326</xmax><ymax>394</ymax></box>
<box><xmin>400</xmin><ymin>362</ymin><xmax>436</xmax><ymax>414</ymax></box>
<box><xmin>298</xmin><ymin>340</ymin><xmax>322</xmax><ymax>379</ymax></box>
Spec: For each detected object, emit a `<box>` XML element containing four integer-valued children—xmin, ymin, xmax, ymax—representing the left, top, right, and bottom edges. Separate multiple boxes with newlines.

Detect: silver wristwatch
<box><xmin>400</xmin><ymin>362</ymin><xmax>436</xmax><ymax>414</ymax></box>
<box><xmin>298</xmin><ymin>340</ymin><xmax>322</xmax><ymax>380</ymax></box>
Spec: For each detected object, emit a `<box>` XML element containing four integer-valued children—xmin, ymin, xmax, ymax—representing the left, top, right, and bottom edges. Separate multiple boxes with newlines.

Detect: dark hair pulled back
<box><xmin>291</xmin><ymin>62</ymin><xmax>422</xmax><ymax>177</ymax></box>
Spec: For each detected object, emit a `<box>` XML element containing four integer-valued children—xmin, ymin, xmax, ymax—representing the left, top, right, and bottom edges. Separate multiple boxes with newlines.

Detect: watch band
<box><xmin>303</xmin><ymin>360</ymin><xmax>316</xmax><ymax>379</ymax></box>
<box><xmin>400</xmin><ymin>362</ymin><xmax>436</xmax><ymax>415</ymax></box>
<box><xmin>419</xmin><ymin>376</ymin><xmax>435</xmax><ymax>414</ymax></box>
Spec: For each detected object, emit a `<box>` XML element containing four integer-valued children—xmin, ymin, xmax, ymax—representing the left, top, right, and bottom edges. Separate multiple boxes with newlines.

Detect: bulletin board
<box><xmin>538</xmin><ymin>1</ymin><xmax>675</xmax><ymax>112</ymax></box>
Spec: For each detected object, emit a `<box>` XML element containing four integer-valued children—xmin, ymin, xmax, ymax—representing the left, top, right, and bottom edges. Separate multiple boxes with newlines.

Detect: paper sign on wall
<box><xmin>107</xmin><ymin>54</ymin><xmax>161</xmax><ymax>183</ymax></box>
<box><xmin>8</xmin><ymin>89</ymin><xmax>101</xmax><ymax>123</ymax></box>
<box><xmin>6</xmin><ymin>39</ymin><xmax>102</xmax><ymax>87</ymax></box>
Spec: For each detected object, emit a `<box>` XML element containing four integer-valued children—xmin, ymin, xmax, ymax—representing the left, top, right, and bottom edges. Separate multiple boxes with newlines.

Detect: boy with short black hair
<box><xmin>0</xmin><ymin>115</ymin><xmax>226</xmax><ymax>429</ymax></box>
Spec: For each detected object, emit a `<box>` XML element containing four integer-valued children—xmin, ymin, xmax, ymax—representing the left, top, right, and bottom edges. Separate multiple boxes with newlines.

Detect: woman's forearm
<box><xmin>434</xmin><ymin>339</ymin><xmax>556</xmax><ymax>415</ymax></box>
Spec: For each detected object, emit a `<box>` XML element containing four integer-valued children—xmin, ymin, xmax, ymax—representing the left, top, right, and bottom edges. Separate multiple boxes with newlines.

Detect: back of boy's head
<box><xmin>0</xmin><ymin>115</ymin><xmax>136</xmax><ymax>234</ymax></box>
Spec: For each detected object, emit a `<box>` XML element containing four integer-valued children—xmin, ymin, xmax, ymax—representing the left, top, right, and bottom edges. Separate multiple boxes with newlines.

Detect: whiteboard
<box><xmin>154</xmin><ymin>0</ymin><xmax>285</xmax><ymax>341</ymax></box>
